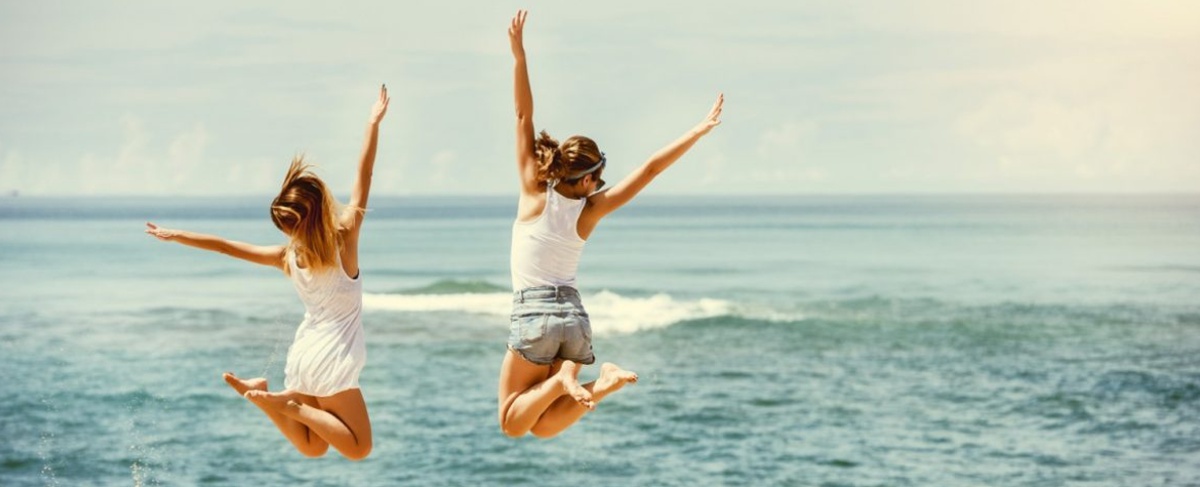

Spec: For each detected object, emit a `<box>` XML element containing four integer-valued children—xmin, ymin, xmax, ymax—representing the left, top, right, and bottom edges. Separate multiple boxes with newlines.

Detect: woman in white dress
<box><xmin>145</xmin><ymin>86</ymin><xmax>389</xmax><ymax>460</ymax></box>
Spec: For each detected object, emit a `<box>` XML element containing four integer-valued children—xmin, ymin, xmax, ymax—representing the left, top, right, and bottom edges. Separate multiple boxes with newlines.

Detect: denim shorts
<box><xmin>507</xmin><ymin>286</ymin><xmax>595</xmax><ymax>366</ymax></box>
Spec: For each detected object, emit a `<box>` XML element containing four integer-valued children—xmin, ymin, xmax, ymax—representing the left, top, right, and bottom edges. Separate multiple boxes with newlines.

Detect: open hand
<box><xmin>509</xmin><ymin>10</ymin><xmax>528</xmax><ymax>60</ymax></box>
<box><xmin>144</xmin><ymin>222</ymin><xmax>178</xmax><ymax>241</ymax></box>
<box><xmin>370</xmin><ymin>84</ymin><xmax>389</xmax><ymax>125</ymax></box>
<box><xmin>692</xmin><ymin>93</ymin><xmax>724</xmax><ymax>137</ymax></box>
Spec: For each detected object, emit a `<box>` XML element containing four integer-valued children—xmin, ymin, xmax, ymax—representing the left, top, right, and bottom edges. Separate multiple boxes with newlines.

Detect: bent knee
<box><xmin>298</xmin><ymin>443</ymin><xmax>329</xmax><ymax>458</ymax></box>
<box><xmin>500</xmin><ymin>424</ymin><xmax>527</xmax><ymax>438</ymax></box>
<box><xmin>498</xmin><ymin>418</ymin><xmax>527</xmax><ymax>438</ymax></box>
<box><xmin>497</xmin><ymin>409</ymin><xmax>526</xmax><ymax>438</ymax></box>
<box><xmin>342</xmin><ymin>443</ymin><xmax>373</xmax><ymax>461</ymax></box>
<box><xmin>529</xmin><ymin>425</ymin><xmax>560</xmax><ymax>439</ymax></box>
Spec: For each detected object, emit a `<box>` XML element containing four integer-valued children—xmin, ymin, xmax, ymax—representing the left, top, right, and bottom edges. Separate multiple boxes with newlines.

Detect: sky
<box><xmin>1</xmin><ymin>1</ymin><xmax>1197</xmax><ymax>196</ymax></box>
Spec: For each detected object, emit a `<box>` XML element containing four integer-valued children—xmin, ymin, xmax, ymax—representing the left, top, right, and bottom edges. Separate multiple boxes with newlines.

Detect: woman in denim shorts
<box><xmin>498</xmin><ymin>10</ymin><xmax>724</xmax><ymax>438</ymax></box>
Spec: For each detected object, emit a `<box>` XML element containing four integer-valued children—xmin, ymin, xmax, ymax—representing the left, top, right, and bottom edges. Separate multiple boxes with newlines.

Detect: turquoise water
<box><xmin>1</xmin><ymin>195</ymin><xmax>1199</xmax><ymax>486</ymax></box>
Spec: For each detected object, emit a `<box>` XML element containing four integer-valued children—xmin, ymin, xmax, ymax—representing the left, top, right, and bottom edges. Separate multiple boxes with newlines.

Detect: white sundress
<box><xmin>282</xmin><ymin>249</ymin><xmax>367</xmax><ymax>397</ymax></box>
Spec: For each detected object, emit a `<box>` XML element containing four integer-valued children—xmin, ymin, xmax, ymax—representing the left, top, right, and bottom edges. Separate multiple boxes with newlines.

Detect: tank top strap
<box><xmin>285</xmin><ymin>245</ymin><xmax>298</xmax><ymax>271</ymax></box>
<box><xmin>545</xmin><ymin>179</ymin><xmax>560</xmax><ymax>207</ymax></box>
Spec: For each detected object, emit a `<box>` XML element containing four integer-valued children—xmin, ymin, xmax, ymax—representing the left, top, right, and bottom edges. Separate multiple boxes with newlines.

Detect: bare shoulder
<box><xmin>515</xmin><ymin>184</ymin><xmax>547</xmax><ymax>222</ymax></box>
<box><xmin>517</xmin><ymin>155</ymin><xmax>541</xmax><ymax>190</ymax></box>
<box><xmin>583</xmin><ymin>188</ymin><xmax>618</xmax><ymax>216</ymax></box>
<box><xmin>338</xmin><ymin>206</ymin><xmax>365</xmax><ymax>231</ymax></box>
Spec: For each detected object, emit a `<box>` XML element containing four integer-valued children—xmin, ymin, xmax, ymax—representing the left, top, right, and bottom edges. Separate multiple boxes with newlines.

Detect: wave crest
<box><xmin>362</xmin><ymin>289</ymin><xmax>735</xmax><ymax>335</ymax></box>
<box><xmin>392</xmin><ymin>279</ymin><xmax>509</xmax><ymax>295</ymax></box>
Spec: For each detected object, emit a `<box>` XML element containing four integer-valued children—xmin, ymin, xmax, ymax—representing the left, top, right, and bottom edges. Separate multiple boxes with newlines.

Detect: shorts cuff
<box><xmin>508</xmin><ymin>346</ymin><xmax>556</xmax><ymax>366</ymax></box>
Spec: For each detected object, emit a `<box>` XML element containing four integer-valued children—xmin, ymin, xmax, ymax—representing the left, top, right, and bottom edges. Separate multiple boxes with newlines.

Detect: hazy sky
<box><xmin>1</xmin><ymin>1</ymin><xmax>1197</xmax><ymax>196</ymax></box>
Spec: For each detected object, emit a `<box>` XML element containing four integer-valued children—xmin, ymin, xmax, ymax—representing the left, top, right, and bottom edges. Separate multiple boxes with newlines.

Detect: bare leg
<box><xmin>497</xmin><ymin>350</ymin><xmax>591</xmax><ymax>437</ymax></box>
<box><xmin>224</xmin><ymin>372</ymin><xmax>329</xmax><ymax>458</ymax></box>
<box><xmin>529</xmin><ymin>363</ymin><xmax>638</xmax><ymax>438</ymax></box>
<box><xmin>245</xmin><ymin>388</ymin><xmax>372</xmax><ymax>460</ymax></box>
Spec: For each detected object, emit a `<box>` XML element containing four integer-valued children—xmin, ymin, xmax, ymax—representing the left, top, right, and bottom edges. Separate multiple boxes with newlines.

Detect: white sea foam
<box><xmin>362</xmin><ymin>290</ymin><xmax>735</xmax><ymax>335</ymax></box>
<box><xmin>363</xmin><ymin>292</ymin><xmax>511</xmax><ymax>314</ymax></box>
<box><xmin>585</xmin><ymin>290</ymin><xmax>733</xmax><ymax>334</ymax></box>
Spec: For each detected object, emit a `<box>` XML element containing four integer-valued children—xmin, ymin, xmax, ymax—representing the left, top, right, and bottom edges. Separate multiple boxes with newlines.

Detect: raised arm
<box><xmin>589</xmin><ymin>93</ymin><xmax>724</xmax><ymax>217</ymax></box>
<box><xmin>145</xmin><ymin>222</ymin><xmax>285</xmax><ymax>270</ymax></box>
<box><xmin>344</xmin><ymin>84</ymin><xmax>390</xmax><ymax>233</ymax></box>
<box><xmin>510</xmin><ymin>10</ymin><xmax>539</xmax><ymax>193</ymax></box>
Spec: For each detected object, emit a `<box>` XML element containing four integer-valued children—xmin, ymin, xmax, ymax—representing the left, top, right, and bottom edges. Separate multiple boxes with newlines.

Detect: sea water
<box><xmin>1</xmin><ymin>194</ymin><xmax>1198</xmax><ymax>486</ymax></box>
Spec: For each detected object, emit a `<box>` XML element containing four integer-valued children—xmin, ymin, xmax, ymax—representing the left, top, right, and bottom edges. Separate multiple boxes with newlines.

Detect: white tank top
<box><xmin>510</xmin><ymin>183</ymin><xmax>587</xmax><ymax>291</ymax></box>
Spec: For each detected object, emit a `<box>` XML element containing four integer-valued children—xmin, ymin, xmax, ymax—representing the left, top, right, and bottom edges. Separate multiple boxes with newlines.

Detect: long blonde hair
<box><xmin>533</xmin><ymin>130</ymin><xmax>603</xmax><ymax>183</ymax></box>
<box><xmin>270</xmin><ymin>156</ymin><xmax>342</xmax><ymax>274</ymax></box>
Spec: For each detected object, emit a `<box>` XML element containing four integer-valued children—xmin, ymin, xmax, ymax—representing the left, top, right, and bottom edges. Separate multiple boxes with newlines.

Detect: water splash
<box><xmin>258</xmin><ymin>318</ymin><xmax>290</xmax><ymax>379</ymax></box>
<box><xmin>38</xmin><ymin>396</ymin><xmax>59</xmax><ymax>487</ymax></box>
<box><xmin>131</xmin><ymin>461</ymin><xmax>149</xmax><ymax>487</ymax></box>
<box><xmin>124</xmin><ymin>397</ymin><xmax>167</xmax><ymax>486</ymax></box>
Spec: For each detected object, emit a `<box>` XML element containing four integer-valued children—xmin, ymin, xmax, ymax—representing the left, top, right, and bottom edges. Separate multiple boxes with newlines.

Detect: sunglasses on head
<box><xmin>569</xmin><ymin>153</ymin><xmax>606</xmax><ymax>190</ymax></box>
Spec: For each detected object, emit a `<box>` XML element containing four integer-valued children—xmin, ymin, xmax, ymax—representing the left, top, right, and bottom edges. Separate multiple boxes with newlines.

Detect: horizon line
<box><xmin>4</xmin><ymin>191</ymin><xmax>1200</xmax><ymax>200</ymax></box>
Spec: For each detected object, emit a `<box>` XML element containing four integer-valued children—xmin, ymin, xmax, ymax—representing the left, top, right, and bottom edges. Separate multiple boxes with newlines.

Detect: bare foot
<box><xmin>563</xmin><ymin>375</ymin><xmax>595</xmax><ymax>410</ymax></box>
<box><xmin>223</xmin><ymin>372</ymin><xmax>267</xmax><ymax>397</ymax></box>
<box><xmin>552</xmin><ymin>360</ymin><xmax>594</xmax><ymax>409</ymax></box>
<box><xmin>244</xmin><ymin>390</ymin><xmax>298</xmax><ymax>412</ymax></box>
<box><xmin>594</xmin><ymin>363</ymin><xmax>638</xmax><ymax>400</ymax></box>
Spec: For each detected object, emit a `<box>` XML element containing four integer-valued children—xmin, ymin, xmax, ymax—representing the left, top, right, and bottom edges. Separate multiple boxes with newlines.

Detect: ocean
<box><xmin>1</xmin><ymin>194</ymin><xmax>1198</xmax><ymax>486</ymax></box>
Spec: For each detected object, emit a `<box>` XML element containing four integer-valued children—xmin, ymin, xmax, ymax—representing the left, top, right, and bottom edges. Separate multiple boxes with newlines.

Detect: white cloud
<box><xmin>0</xmin><ymin>145</ymin><xmax>25</xmax><ymax>194</ymax></box>
<box><xmin>757</xmin><ymin>121</ymin><xmax>818</xmax><ymax>161</ymax></box>
<box><xmin>111</xmin><ymin>116</ymin><xmax>151</xmax><ymax>189</ymax></box>
<box><xmin>165</xmin><ymin>124</ymin><xmax>209</xmax><ymax>186</ymax></box>
<box><xmin>688</xmin><ymin>120</ymin><xmax>827</xmax><ymax>192</ymax></box>
<box><xmin>214</xmin><ymin>163</ymin><xmax>283</xmax><ymax>197</ymax></box>
<box><xmin>2</xmin><ymin>1</ymin><xmax>1198</xmax><ymax>194</ymax></box>
<box><xmin>753</xmin><ymin>120</ymin><xmax>826</xmax><ymax>183</ymax></box>
<box><xmin>699</xmin><ymin>153</ymin><xmax>726</xmax><ymax>186</ymax></box>
<box><xmin>847</xmin><ymin>1</ymin><xmax>1200</xmax><ymax>41</ymax></box>
<box><xmin>429</xmin><ymin>150</ymin><xmax>457</xmax><ymax>185</ymax></box>
<box><xmin>40</xmin><ymin>115</ymin><xmax>277</xmax><ymax>195</ymax></box>
<box><xmin>956</xmin><ymin>91</ymin><xmax>1101</xmax><ymax>161</ymax></box>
